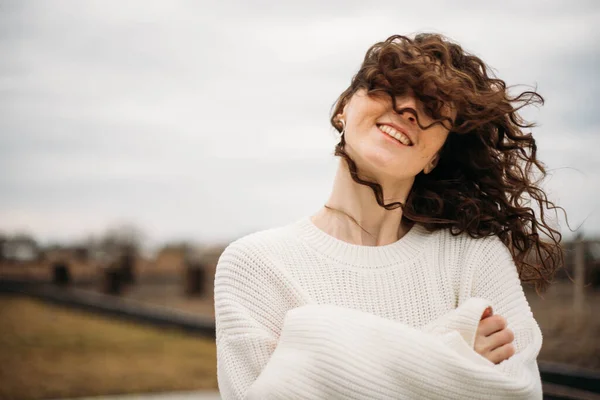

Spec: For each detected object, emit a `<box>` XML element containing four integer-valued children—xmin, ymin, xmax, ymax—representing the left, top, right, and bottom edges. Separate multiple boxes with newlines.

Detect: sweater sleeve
<box><xmin>215</xmin><ymin>235</ymin><xmax>543</xmax><ymax>399</ymax></box>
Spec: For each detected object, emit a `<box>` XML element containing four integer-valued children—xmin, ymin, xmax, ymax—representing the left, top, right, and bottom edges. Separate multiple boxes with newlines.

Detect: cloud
<box><xmin>1</xmin><ymin>0</ymin><xmax>599</xmax><ymax>243</ymax></box>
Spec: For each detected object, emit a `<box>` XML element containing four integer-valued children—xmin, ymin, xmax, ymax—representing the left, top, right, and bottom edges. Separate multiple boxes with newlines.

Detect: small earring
<box><xmin>336</xmin><ymin>119</ymin><xmax>345</xmax><ymax>139</ymax></box>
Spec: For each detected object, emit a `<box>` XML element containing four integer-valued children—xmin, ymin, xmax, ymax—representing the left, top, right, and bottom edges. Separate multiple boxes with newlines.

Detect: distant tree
<box><xmin>0</xmin><ymin>234</ymin><xmax>6</xmax><ymax>262</ymax></box>
<box><xmin>3</xmin><ymin>234</ymin><xmax>39</xmax><ymax>262</ymax></box>
<box><xmin>96</xmin><ymin>223</ymin><xmax>145</xmax><ymax>288</ymax></box>
<box><xmin>100</xmin><ymin>224</ymin><xmax>144</xmax><ymax>254</ymax></box>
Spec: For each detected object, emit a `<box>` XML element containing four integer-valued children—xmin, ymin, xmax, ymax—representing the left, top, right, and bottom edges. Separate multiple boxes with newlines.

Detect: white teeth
<box><xmin>378</xmin><ymin>125</ymin><xmax>412</xmax><ymax>146</ymax></box>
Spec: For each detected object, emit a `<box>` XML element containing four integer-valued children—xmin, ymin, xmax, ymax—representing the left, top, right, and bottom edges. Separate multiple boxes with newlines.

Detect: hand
<box><xmin>474</xmin><ymin>306</ymin><xmax>515</xmax><ymax>364</ymax></box>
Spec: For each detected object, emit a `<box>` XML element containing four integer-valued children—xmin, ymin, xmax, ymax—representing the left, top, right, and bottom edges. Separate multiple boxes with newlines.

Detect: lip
<box><xmin>376</xmin><ymin>122</ymin><xmax>414</xmax><ymax>146</ymax></box>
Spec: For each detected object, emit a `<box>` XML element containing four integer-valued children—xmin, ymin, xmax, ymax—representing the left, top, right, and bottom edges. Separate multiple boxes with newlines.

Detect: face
<box><xmin>338</xmin><ymin>88</ymin><xmax>456</xmax><ymax>184</ymax></box>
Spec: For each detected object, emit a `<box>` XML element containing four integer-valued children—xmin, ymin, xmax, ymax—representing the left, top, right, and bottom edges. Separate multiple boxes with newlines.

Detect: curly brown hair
<box><xmin>330</xmin><ymin>33</ymin><xmax>566</xmax><ymax>294</ymax></box>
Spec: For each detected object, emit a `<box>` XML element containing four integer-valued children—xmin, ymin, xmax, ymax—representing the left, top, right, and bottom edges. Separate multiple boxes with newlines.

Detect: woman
<box><xmin>214</xmin><ymin>33</ymin><xmax>564</xmax><ymax>399</ymax></box>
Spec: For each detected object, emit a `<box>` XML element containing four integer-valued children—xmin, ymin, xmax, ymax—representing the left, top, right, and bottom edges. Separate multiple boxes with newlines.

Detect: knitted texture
<box><xmin>214</xmin><ymin>216</ymin><xmax>543</xmax><ymax>399</ymax></box>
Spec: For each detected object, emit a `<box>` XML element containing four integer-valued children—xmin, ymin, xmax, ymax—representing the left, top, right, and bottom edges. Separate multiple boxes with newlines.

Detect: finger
<box><xmin>487</xmin><ymin>342</ymin><xmax>516</xmax><ymax>364</ymax></box>
<box><xmin>488</xmin><ymin>328</ymin><xmax>514</xmax><ymax>350</ymax></box>
<box><xmin>474</xmin><ymin>327</ymin><xmax>514</xmax><ymax>356</ymax></box>
<box><xmin>478</xmin><ymin>315</ymin><xmax>508</xmax><ymax>337</ymax></box>
<box><xmin>477</xmin><ymin>328</ymin><xmax>514</xmax><ymax>356</ymax></box>
<box><xmin>480</xmin><ymin>306</ymin><xmax>493</xmax><ymax>320</ymax></box>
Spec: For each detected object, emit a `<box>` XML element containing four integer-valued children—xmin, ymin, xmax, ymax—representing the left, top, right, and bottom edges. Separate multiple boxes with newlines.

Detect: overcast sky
<box><xmin>1</xmin><ymin>0</ymin><xmax>599</xmax><ymax>247</ymax></box>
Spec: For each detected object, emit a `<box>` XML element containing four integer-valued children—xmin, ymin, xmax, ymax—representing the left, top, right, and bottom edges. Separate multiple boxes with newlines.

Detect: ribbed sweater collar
<box><xmin>293</xmin><ymin>215</ymin><xmax>433</xmax><ymax>269</ymax></box>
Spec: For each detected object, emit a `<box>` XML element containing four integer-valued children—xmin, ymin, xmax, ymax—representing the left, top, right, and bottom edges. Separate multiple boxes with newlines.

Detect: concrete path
<box><xmin>53</xmin><ymin>391</ymin><xmax>221</xmax><ymax>400</ymax></box>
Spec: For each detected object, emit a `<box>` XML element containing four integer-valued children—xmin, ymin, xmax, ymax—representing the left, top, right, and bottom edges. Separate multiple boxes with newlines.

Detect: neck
<box><xmin>311</xmin><ymin>159</ymin><xmax>415</xmax><ymax>246</ymax></box>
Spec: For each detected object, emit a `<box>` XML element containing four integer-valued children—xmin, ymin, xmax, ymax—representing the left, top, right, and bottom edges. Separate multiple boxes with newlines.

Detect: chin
<box><xmin>353</xmin><ymin>147</ymin><xmax>414</xmax><ymax>181</ymax></box>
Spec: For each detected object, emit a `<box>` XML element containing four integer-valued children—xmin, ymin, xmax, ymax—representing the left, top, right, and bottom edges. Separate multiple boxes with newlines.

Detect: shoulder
<box><xmin>459</xmin><ymin>232</ymin><xmax>513</xmax><ymax>266</ymax></box>
<box><xmin>429</xmin><ymin>228</ymin><xmax>514</xmax><ymax>285</ymax></box>
<box><xmin>430</xmin><ymin>228</ymin><xmax>521</xmax><ymax>305</ymax></box>
<box><xmin>214</xmin><ymin>220</ymin><xmax>312</xmax><ymax>334</ymax></box>
<box><xmin>432</xmin><ymin>226</ymin><xmax>511</xmax><ymax>260</ymax></box>
<box><xmin>215</xmin><ymin>218</ymin><xmax>302</xmax><ymax>276</ymax></box>
<box><xmin>450</xmin><ymin>232</ymin><xmax>521</xmax><ymax>298</ymax></box>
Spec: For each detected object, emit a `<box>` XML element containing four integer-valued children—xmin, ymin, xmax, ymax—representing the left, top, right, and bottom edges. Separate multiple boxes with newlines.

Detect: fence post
<box><xmin>52</xmin><ymin>261</ymin><xmax>71</xmax><ymax>286</ymax></box>
<box><xmin>184</xmin><ymin>263</ymin><xmax>205</xmax><ymax>296</ymax></box>
<box><xmin>573</xmin><ymin>236</ymin><xmax>585</xmax><ymax>317</ymax></box>
<box><xmin>101</xmin><ymin>267</ymin><xmax>123</xmax><ymax>295</ymax></box>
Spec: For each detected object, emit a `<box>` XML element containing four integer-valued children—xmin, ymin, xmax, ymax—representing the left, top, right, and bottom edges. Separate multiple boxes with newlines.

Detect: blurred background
<box><xmin>1</xmin><ymin>1</ymin><xmax>599</xmax><ymax>399</ymax></box>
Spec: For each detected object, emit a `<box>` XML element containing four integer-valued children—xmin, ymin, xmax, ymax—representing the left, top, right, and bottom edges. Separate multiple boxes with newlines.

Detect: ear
<box><xmin>334</xmin><ymin>113</ymin><xmax>345</xmax><ymax>130</ymax></box>
<box><xmin>430</xmin><ymin>153</ymin><xmax>440</xmax><ymax>169</ymax></box>
<box><xmin>424</xmin><ymin>154</ymin><xmax>440</xmax><ymax>174</ymax></box>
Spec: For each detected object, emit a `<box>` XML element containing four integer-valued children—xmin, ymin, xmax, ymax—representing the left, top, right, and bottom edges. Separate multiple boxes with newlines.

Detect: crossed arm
<box><xmin>215</xmin><ymin>237</ymin><xmax>543</xmax><ymax>399</ymax></box>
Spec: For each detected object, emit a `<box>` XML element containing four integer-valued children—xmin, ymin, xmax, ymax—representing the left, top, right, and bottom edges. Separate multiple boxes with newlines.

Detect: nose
<box><xmin>402</xmin><ymin>112</ymin><xmax>417</xmax><ymax>125</ymax></box>
<box><xmin>393</xmin><ymin>95</ymin><xmax>420</xmax><ymax>126</ymax></box>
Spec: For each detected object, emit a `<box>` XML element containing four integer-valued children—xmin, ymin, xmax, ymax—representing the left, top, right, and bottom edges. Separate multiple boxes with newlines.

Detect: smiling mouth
<box><xmin>376</xmin><ymin>124</ymin><xmax>413</xmax><ymax>146</ymax></box>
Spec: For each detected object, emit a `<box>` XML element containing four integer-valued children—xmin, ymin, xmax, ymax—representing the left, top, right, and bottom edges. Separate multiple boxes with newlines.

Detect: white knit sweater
<box><xmin>213</xmin><ymin>216</ymin><xmax>544</xmax><ymax>399</ymax></box>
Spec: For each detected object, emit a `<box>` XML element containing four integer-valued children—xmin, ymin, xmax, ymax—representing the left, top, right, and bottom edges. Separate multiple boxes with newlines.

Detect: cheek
<box><xmin>419</xmin><ymin>131</ymin><xmax>449</xmax><ymax>158</ymax></box>
<box><xmin>347</xmin><ymin>96</ymin><xmax>388</xmax><ymax>126</ymax></box>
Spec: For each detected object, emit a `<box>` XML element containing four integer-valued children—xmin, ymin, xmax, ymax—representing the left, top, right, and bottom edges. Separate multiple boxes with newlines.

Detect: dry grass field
<box><xmin>525</xmin><ymin>281</ymin><xmax>600</xmax><ymax>369</ymax></box>
<box><xmin>0</xmin><ymin>295</ymin><xmax>218</xmax><ymax>400</ymax></box>
<box><xmin>0</xmin><ymin>259</ymin><xmax>597</xmax><ymax>400</ymax></box>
